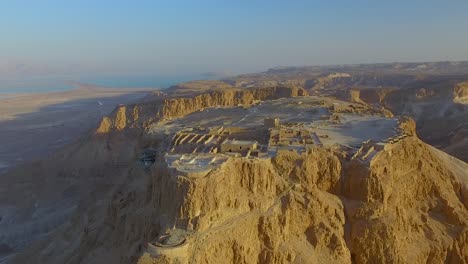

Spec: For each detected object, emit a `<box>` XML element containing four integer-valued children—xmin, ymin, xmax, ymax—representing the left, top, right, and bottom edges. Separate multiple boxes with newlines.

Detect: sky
<box><xmin>1</xmin><ymin>0</ymin><xmax>468</xmax><ymax>89</ymax></box>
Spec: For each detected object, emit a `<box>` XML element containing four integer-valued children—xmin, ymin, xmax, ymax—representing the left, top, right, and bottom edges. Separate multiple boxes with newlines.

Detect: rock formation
<box><xmin>382</xmin><ymin>81</ymin><xmax>468</xmax><ymax>162</ymax></box>
<box><xmin>454</xmin><ymin>82</ymin><xmax>468</xmax><ymax>104</ymax></box>
<box><xmin>96</xmin><ymin>86</ymin><xmax>308</xmax><ymax>133</ymax></box>
<box><xmin>8</xmin><ymin>116</ymin><xmax>468</xmax><ymax>264</ymax></box>
<box><xmin>159</xmin><ymin>86</ymin><xmax>307</xmax><ymax>120</ymax></box>
<box><xmin>349</xmin><ymin>87</ymin><xmax>396</xmax><ymax>105</ymax></box>
<box><xmin>4</xmin><ymin>63</ymin><xmax>468</xmax><ymax>263</ymax></box>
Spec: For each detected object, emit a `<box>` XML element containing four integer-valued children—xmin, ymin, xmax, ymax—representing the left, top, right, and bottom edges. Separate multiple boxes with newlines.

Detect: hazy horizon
<box><xmin>1</xmin><ymin>1</ymin><xmax>468</xmax><ymax>92</ymax></box>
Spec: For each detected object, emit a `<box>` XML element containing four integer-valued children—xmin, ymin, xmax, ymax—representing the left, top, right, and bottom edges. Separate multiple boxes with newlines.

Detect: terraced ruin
<box><xmin>143</xmin><ymin>96</ymin><xmax>402</xmax><ymax>177</ymax></box>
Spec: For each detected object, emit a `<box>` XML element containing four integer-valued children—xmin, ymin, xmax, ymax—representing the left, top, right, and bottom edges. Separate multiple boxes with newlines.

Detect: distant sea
<box><xmin>0</xmin><ymin>73</ymin><xmax>212</xmax><ymax>95</ymax></box>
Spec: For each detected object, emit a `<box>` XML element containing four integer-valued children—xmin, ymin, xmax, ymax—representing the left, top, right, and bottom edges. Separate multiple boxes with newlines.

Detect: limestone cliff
<box><xmin>5</xmin><ymin>64</ymin><xmax>468</xmax><ymax>264</ymax></box>
<box><xmin>158</xmin><ymin>86</ymin><xmax>307</xmax><ymax>120</ymax></box>
<box><xmin>10</xmin><ymin>130</ymin><xmax>468</xmax><ymax>264</ymax></box>
<box><xmin>382</xmin><ymin>81</ymin><xmax>468</xmax><ymax>161</ymax></box>
<box><xmin>344</xmin><ymin>137</ymin><xmax>468</xmax><ymax>263</ymax></box>
<box><xmin>96</xmin><ymin>86</ymin><xmax>307</xmax><ymax>133</ymax></box>
<box><xmin>454</xmin><ymin>82</ymin><xmax>468</xmax><ymax>104</ymax></box>
<box><xmin>349</xmin><ymin>87</ymin><xmax>396</xmax><ymax>105</ymax></box>
<box><xmin>312</xmin><ymin>73</ymin><xmax>352</xmax><ymax>90</ymax></box>
<box><xmin>96</xmin><ymin>105</ymin><xmax>142</xmax><ymax>133</ymax></box>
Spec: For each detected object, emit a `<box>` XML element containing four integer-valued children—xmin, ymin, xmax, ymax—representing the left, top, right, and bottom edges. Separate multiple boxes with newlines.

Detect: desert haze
<box><xmin>0</xmin><ymin>85</ymin><xmax>153</xmax><ymax>174</ymax></box>
<box><xmin>1</xmin><ymin>1</ymin><xmax>468</xmax><ymax>263</ymax></box>
<box><xmin>0</xmin><ymin>62</ymin><xmax>467</xmax><ymax>264</ymax></box>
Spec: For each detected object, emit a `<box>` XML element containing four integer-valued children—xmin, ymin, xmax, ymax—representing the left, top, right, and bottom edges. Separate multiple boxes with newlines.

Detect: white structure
<box><xmin>220</xmin><ymin>139</ymin><xmax>258</xmax><ymax>153</ymax></box>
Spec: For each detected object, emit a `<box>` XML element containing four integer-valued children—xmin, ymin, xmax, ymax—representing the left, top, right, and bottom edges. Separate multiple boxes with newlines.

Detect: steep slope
<box><xmin>382</xmin><ymin>81</ymin><xmax>468</xmax><ymax>162</ymax></box>
<box><xmin>453</xmin><ymin>82</ymin><xmax>468</xmax><ymax>104</ymax></box>
<box><xmin>344</xmin><ymin>137</ymin><xmax>468</xmax><ymax>263</ymax></box>
<box><xmin>9</xmin><ymin>121</ymin><xmax>468</xmax><ymax>264</ymax></box>
<box><xmin>0</xmin><ymin>132</ymin><xmax>140</xmax><ymax>261</ymax></box>
<box><xmin>0</xmin><ymin>85</ymin><xmax>307</xmax><ymax>262</ymax></box>
<box><xmin>348</xmin><ymin>87</ymin><xmax>396</xmax><ymax>105</ymax></box>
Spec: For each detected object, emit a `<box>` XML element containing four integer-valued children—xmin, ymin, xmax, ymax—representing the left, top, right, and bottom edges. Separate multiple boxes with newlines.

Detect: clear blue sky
<box><xmin>1</xmin><ymin>0</ymin><xmax>468</xmax><ymax>85</ymax></box>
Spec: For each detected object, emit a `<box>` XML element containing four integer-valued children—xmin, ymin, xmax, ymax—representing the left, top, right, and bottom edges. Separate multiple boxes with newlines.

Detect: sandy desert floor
<box><xmin>0</xmin><ymin>86</ymin><xmax>154</xmax><ymax>174</ymax></box>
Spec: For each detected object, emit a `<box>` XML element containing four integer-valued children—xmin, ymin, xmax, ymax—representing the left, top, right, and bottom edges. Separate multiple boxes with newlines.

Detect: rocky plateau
<box><xmin>1</xmin><ymin>62</ymin><xmax>468</xmax><ymax>264</ymax></box>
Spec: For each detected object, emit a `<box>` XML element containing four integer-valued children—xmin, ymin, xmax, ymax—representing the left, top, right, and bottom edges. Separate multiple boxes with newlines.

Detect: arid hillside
<box><xmin>4</xmin><ymin>77</ymin><xmax>468</xmax><ymax>264</ymax></box>
<box><xmin>0</xmin><ymin>85</ymin><xmax>305</xmax><ymax>262</ymax></box>
<box><xmin>8</xmin><ymin>115</ymin><xmax>468</xmax><ymax>264</ymax></box>
<box><xmin>2</xmin><ymin>63</ymin><xmax>468</xmax><ymax>264</ymax></box>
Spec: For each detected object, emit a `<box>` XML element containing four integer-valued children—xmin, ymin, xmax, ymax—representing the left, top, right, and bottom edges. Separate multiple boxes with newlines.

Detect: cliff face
<box><xmin>158</xmin><ymin>86</ymin><xmax>307</xmax><ymax>119</ymax></box>
<box><xmin>349</xmin><ymin>88</ymin><xmax>396</xmax><ymax>105</ymax></box>
<box><xmin>381</xmin><ymin>81</ymin><xmax>468</xmax><ymax>162</ymax></box>
<box><xmin>344</xmin><ymin>137</ymin><xmax>468</xmax><ymax>263</ymax></box>
<box><xmin>5</xmin><ymin>65</ymin><xmax>468</xmax><ymax>264</ymax></box>
<box><xmin>96</xmin><ymin>105</ymin><xmax>143</xmax><ymax>133</ymax></box>
<box><xmin>312</xmin><ymin>73</ymin><xmax>352</xmax><ymax>90</ymax></box>
<box><xmin>454</xmin><ymin>82</ymin><xmax>468</xmax><ymax>104</ymax></box>
<box><xmin>95</xmin><ymin>86</ymin><xmax>307</xmax><ymax>133</ymax></box>
<box><xmin>10</xmin><ymin>130</ymin><xmax>468</xmax><ymax>264</ymax></box>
